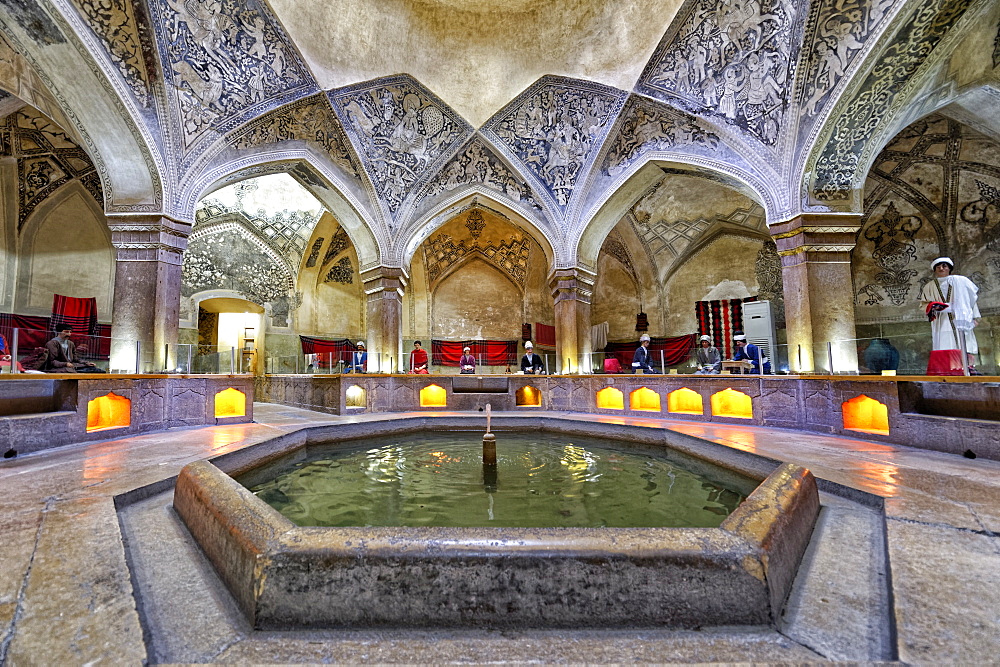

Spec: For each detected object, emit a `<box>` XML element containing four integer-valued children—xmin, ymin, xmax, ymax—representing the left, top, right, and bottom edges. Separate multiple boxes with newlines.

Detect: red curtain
<box><xmin>299</xmin><ymin>336</ymin><xmax>356</xmax><ymax>367</ymax></box>
<box><xmin>534</xmin><ymin>322</ymin><xmax>555</xmax><ymax>347</ymax></box>
<box><xmin>0</xmin><ymin>314</ymin><xmax>50</xmax><ymax>352</ymax></box>
<box><xmin>604</xmin><ymin>334</ymin><xmax>697</xmax><ymax>369</ymax></box>
<box><xmin>431</xmin><ymin>340</ymin><xmax>517</xmax><ymax>366</ymax></box>
<box><xmin>0</xmin><ymin>313</ymin><xmax>110</xmax><ymax>360</ymax></box>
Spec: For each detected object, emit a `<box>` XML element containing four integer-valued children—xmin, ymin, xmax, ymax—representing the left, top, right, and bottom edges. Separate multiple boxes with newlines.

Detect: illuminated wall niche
<box><xmin>710</xmin><ymin>388</ymin><xmax>753</xmax><ymax>419</ymax></box>
<box><xmin>668</xmin><ymin>387</ymin><xmax>704</xmax><ymax>415</ymax></box>
<box><xmin>420</xmin><ymin>384</ymin><xmax>447</xmax><ymax>407</ymax></box>
<box><xmin>516</xmin><ymin>385</ymin><xmax>542</xmax><ymax>407</ymax></box>
<box><xmin>86</xmin><ymin>392</ymin><xmax>131</xmax><ymax>432</ymax></box>
<box><xmin>596</xmin><ymin>386</ymin><xmax>624</xmax><ymax>410</ymax></box>
<box><xmin>214</xmin><ymin>388</ymin><xmax>246</xmax><ymax>418</ymax></box>
<box><xmin>629</xmin><ymin>387</ymin><xmax>661</xmax><ymax>411</ymax></box>
<box><xmin>842</xmin><ymin>395</ymin><xmax>889</xmax><ymax>435</ymax></box>
<box><xmin>346</xmin><ymin>385</ymin><xmax>366</xmax><ymax>408</ymax></box>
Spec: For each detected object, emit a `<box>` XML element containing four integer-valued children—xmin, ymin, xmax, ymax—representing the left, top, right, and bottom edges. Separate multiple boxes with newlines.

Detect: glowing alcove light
<box><xmin>346</xmin><ymin>385</ymin><xmax>366</xmax><ymax>408</ymax></box>
<box><xmin>420</xmin><ymin>384</ymin><xmax>447</xmax><ymax>407</ymax></box>
<box><xmin>668</xmin><ymin>387</ymin><xmax>704</xmax><ymax>415</ymax></box>
<box><xmin>86</xmin><ymin>392</ymin><xmax>131</xmax><ymax>432</ymax></box>
<box><xmin>214</xmin><ymin>388</ymin><xmax>246</xmax><ymax>418</ymax></box>
<box><xmin>516</xmin><ymin>385</ymin><xmax>542</xmax><ymax>407</ymax></box>
<box><xmin>629</xmin><ymin>387</ymin><xmax>661</xmax><ymax>412</ymax></box>
<box><xmin>842</xmin><ymin>394</ymin><xmax>889</xmax><ymax>435</ymax></box>
<box><xmin>596</xmin><ymin>386</ymin><xmax>624</xmax><ymax>410</ymax></box>
<box><xmin>710</xmin><ymin>388</ymin><xmax>753</xmax><ymax>419</ymax></box>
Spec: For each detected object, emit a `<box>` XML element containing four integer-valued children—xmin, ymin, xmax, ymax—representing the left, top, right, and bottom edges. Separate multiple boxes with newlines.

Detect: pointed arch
<box><xmin>575</xmin><ymin>155</ymin><xmax>776</xmax><ymax>272</ymax></box>
<box><xmin>15</xmin><ymin>180</ymin><xmax>115</xmax><ymax>317</ymax></box>
<box><xmin>398</xmin><ymin>189</ymin><xmax>557</xmax><ymax>273</ymax></box>
<box><xmin>0</xmin><ymin>10</ymin><xmax>164</xmax><ymax>212</ymax></box>
<box><xmin>183</xmin><ymin>151</ymin><xmax>382</xmax><ymax>270</ymax></box>
<box><xmin>799</xmin><ymin>0</ymin><xmax>992</xmax><ymax>210</ymax></box>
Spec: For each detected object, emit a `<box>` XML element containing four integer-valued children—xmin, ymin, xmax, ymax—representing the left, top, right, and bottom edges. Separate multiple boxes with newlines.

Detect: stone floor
<box><xmin>0</xmin><ymin>403</ymin><xmax>998</xmax><ymax>664</ymax></box>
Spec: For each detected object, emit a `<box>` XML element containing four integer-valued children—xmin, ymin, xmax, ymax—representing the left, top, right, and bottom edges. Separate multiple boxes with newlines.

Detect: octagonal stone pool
<box><xmin>174</xmin><ymin>418</ymin><xmax>819</xmax><ymax>630</ymax></box>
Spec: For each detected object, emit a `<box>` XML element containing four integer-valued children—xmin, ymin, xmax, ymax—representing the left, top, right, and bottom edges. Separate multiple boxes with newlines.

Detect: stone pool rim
<box><xmin>173</xmin><ymin>415</ymin><xmax>820</xmax><ymax>630</ymax></box>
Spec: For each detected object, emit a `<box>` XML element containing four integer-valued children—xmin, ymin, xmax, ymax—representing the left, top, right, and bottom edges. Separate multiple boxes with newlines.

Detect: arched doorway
<box><xmin>196</xmin><ymin>297</ymin><xmax>265</xmax><ymax>374</ymax></box>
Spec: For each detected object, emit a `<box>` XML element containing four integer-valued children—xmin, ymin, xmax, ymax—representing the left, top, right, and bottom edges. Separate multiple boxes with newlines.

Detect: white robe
<box><xmin>920</xmin><ymin>275</ymin><xmax>980</xmax><ymax>354</ymax></box>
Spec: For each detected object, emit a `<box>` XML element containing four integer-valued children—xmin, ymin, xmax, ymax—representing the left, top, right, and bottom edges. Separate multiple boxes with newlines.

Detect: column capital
<box><xmin>360</xmin><ymin>266</ymin><xmax>408</xmax><ymax>297</ymax></box>
<box><xmin>107</xmin><ymin>214</ymin><xmax>192</xmax><ymax>264</ymax></box>
<box><xmin>771</xmin><ymin>213</ymin><xmax>861</xmax><ymax>266</ymax></box>
<box><xmin>549</xmin><ymin>267</ymin><xmax>595</xmax><ymax>304</ymax></box>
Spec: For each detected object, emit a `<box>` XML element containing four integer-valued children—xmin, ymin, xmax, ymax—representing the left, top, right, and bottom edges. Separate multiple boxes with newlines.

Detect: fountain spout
<box><xmin>483</xmin><ymin>403</ymin><xmax>496</xmax><ymax>465</ymax></box>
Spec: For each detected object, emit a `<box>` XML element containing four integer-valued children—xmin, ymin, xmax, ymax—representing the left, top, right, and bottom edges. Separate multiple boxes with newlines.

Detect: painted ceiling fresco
<box><xmin>0</xmin><ymin>0</ymin><xmax>993</xmax><ymax>272</ymax></box>
<box><xmin>0</xmin><ymin>107</ymin><xmax>102</xmax><ymax>230</ymax></box>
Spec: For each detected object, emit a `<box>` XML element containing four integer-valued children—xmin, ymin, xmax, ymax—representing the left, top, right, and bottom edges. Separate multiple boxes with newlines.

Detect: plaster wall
<box><xmin>412</xmin><ymin>208</ymin><xmax>551</xmax><ymax>343</ymax></box>
<box><xmin>17</xmin><ymin>188</ymin><xmax>113</xmax><ymax>317</ymax></box>
<box><xmin>0</xmin><ymin>159</ymin><xmax>15</xmax><ymax>310</ymax></box>
<box><xmin>663</xmin><ymin>235</ymin><xmax>762</xmax><ymax>337</ymax></box>
<box><xmin>432</xmin><ymin>259</ymin><xmax>521</xmax><ymax>340</ymax></box>
<box><xmin>592</xmin><ymin>252</ymin><xmax>641</xmax><ymax>341</ymax></box>
<box><xmin>297</xmin><ymin>213</ymin><xmax>364</xmax><ymax>339</ymax></box>
<box><xmin>267</xmin><ymin>0</ymin><xmax>679</xmax><ymax>126</ymax></box>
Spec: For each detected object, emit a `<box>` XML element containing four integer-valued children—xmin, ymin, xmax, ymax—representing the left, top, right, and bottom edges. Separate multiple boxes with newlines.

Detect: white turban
<box><xmin>639</xmin><ymin>334</ymin><xmax>650</xmax><ymax>342</ymax></box>
<box><xmin>931</xmin><ymin>257</ymin><xmax>954</xmax><ymax>270</ymax></box>
<box><xmin>356</xmin><ymin>341</ymin><xmax>365</xmax><ymax>347</ymax></box>
<box><xmin>524</xmin><ymin>341</ymin><xmax>533</xmax><ymax>348</ymax></box>
<box><xmin>700</xmin><ymin>335</ymin><xmax>711</xmax><ymax>342</ymax></box>
<box><xmin>733</xmin><ymin>334</ymin><xmax>747</xmax><ymax>341</ymax></box>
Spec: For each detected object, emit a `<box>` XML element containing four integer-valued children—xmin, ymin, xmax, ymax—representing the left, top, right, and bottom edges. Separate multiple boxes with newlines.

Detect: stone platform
<box><xmin>0</xmin><ymin>374</ymin><xmax>254</xmax><ymax>455</ymax></box>
<box><xmin>3</xmin><ymin>404</ymin><xmax>999</xmax><ymax>664</ymax></box>
<box><xmin>256</xmin><ymin>373</ymin><xmax>1000</xmax><ymax>460</ymax></box>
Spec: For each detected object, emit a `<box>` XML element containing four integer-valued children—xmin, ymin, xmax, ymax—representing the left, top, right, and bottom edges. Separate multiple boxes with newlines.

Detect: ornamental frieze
<box><xmin>483</xmin><ymin>77</ymin><xmax>625</xmax><ymax>209</ymax></box>
<box><xmin>811</xmin><ymin>0</ymin><xmax>973</xmax><ymax>201</ymax></box>
<box><xmin>332</xmin><ymin>76</ymin><xmax>471</xmax><ymax>217</ymax></box>
<box><xmin>228</xmin><ymin>96</ymin><xmax>361</xmax><ymax>184</ymax></box>
<box><xmin>150</xmin><ymin>0</ymin><xmax>315</xmax><ymax>147</ymax></box>
<box><xmin>602</xmin><ymin>96</ymin><xmax>724</xmax><ymax>177</ymax></box>
<box><xmin>637</xmin><ymin>0</ymin><xmax>800</xmax><ymax>147</ymax></box>
<box><xmin>69</xmin><ymin>0</ymin><xmax>156</xmax><ymax>106</ymax></box>
<box><xmin>416</xmin><ymin>138</ymin><xmax>540</xmax><ymax>211</ymax></box>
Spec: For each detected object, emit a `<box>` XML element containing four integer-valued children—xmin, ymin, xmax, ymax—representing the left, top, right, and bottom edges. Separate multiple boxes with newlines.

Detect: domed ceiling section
<box><xmin>265</xmin><ymin>0</ymin><xmax>682</xmax><ymax>127</ymax></box>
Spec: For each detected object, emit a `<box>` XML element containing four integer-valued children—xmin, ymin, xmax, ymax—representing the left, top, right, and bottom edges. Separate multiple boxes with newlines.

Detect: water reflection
<box><xmin>82</xmin><ymin>449</ymin><xmax>127</xmax><ymax>482</ymax></box>
<box><xmin>243</xmin><ymin>432</ymin><xmax>746</xmax><ymax>529</ymax></box>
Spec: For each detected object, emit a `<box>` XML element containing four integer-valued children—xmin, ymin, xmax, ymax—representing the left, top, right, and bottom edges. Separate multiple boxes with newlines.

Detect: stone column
<box><xmin>362</xmin><ymin>267</ymin><xmax>406</xmax><ymax>373</ymax></box>
<box><xmin>549</xmin><ymin>268</ymin><xmax>594</xmax><ymax>374</ymax></box>
<box><xmin>108</xmin><ymin>215</ymin><xmax>191</xmax><ymax>372</ymax></box>
<box><xmin>772</xmin><ymin>214</ymin><xmax>861</xmax><ymax>374</ymax></box>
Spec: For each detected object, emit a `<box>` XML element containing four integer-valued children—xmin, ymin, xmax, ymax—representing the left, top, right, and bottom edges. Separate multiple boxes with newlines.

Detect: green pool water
<box><xmin>241</xmin><ymin>432</ymin><xmax>747</xmax><ymax>528</ymax></box>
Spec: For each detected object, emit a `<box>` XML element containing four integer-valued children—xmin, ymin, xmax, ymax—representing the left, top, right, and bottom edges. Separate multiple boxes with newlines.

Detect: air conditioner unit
<box><xmin>742</xmin><ymin>300</ymin><xmax>776</xmax><ymax>365</ymax></box>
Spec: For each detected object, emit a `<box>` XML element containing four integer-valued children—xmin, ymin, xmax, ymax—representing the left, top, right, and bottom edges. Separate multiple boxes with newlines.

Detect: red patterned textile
<box><xmin>431</xmin><ymin>340</ymin><xmax>517</xmax><ymax>366</ymax></box>
<box><xmin>84</xmin><ymin>323</ymin><xmax>112</xmax><ymax>360</ymax></box>
<box><xmin>0</xmin><ymin>313</ymin><xmax>110</xmax><ymax>361</ymax></box>
<box><xmin>0</xmin><ymin>314</ymin><xmax>51</xmax><ymax>351</ymax></box>
<box><xmin>299</xmin><ymin>336</ymin><xmax>356</xmax><ymax>367</ymax></box>
<box><xmin>534</xmin><ymin>322</ymin><xmax>556</xmax><ymax>347</ymax></box>
<box><xmin>604</xmin><ymin>334</ymin><xmax>697</xmax><ymax>369</ymax></box>
<box><xmin>51</xmin><ymin>294</ymin><xmax>97</xmax><ymax>335</ymax></box>
<box><xmin>695</xmin><ymin>297</ymin><xmax>756</xmax><ymax>359</ymax></box>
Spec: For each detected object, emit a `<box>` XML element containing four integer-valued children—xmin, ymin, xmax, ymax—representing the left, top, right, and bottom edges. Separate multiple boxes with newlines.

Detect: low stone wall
<box><xmin>256</xmin><ymin>374</ymin><xmax>1000</xmax><ymax>461</ymax></box>
<box><xmin>0</xmin><ymin>374</ymin><xmax>254</xmax><ymax>455</ymax></box>
<box><xmin>173</xmin><ymin>418</ymin><xmax>820</xmax><ymax>630</ymax></box>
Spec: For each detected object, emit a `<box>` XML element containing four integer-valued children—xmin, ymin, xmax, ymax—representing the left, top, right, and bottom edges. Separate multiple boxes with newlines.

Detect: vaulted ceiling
<box><xmin>268</xmin><ymin>0</ymin><xmax>682</xmax><ymax>128</ymax></box>
<box><xmin>0</xmin><ymin>0</ymin><xmax>997</xmax><ymax>269</ymax></box>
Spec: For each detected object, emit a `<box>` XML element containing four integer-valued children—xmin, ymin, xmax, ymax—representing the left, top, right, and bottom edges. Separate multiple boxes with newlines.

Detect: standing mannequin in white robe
<box><xmin>920</xmin><ymin>257</ymin><xmax>980</xmax><ymax>371</ymax></box>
